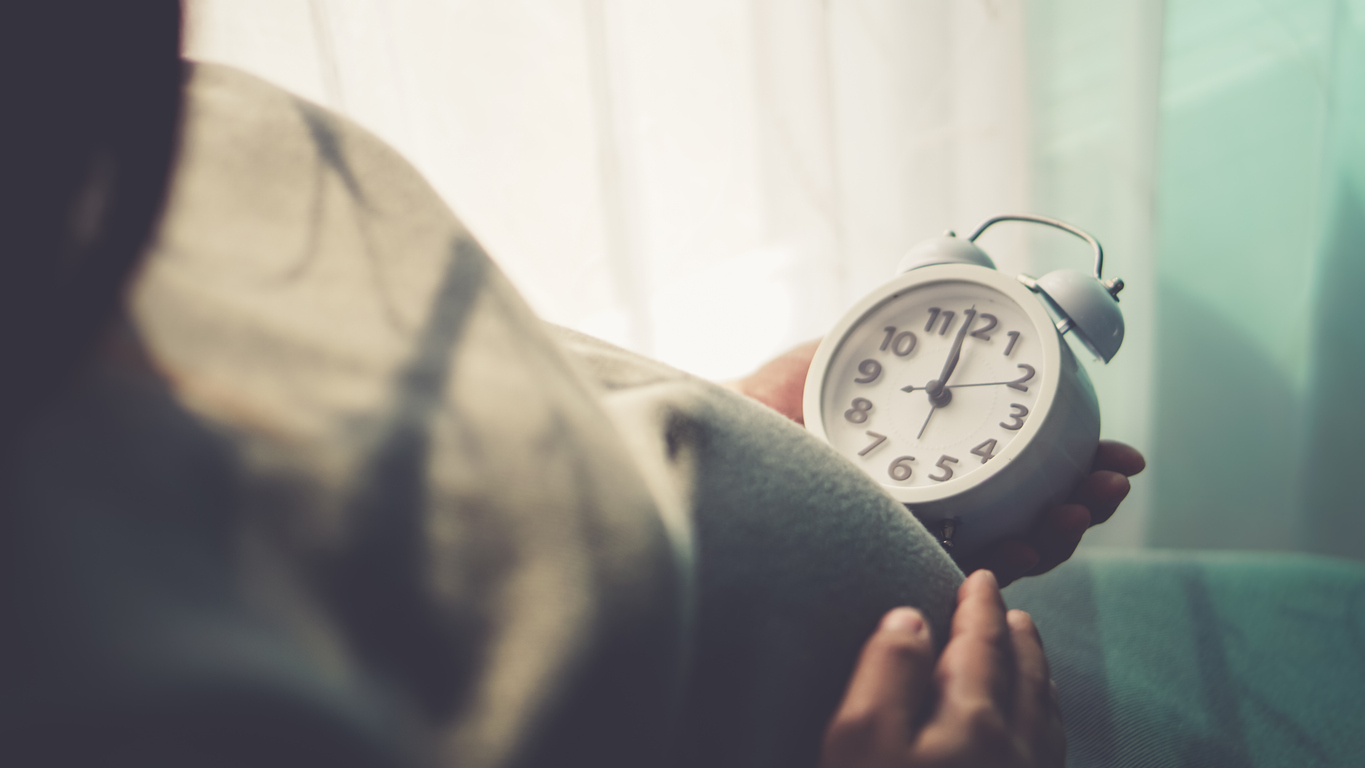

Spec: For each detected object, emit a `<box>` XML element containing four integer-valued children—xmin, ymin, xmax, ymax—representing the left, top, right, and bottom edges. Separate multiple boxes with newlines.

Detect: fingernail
<box><xmin>1006</xmin><ymin>609</ymin><xmax>1032</xmax><ymax>630</ymax></box>
<box><xmin>973</xmin><ymin>568</ymin><xmax>999</xmax><ymax>590</ymax></box>
<box><xmin>882</xmin><ymin>607</ymin><xmax>926</xmax><ymax>636</ymax></box>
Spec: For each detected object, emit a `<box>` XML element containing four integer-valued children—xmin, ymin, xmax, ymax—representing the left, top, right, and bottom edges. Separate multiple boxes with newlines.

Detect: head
<box><xmin>0</xmin><ymin>0</ymin><xmax>183</xmax><ymax>446</ymax></box>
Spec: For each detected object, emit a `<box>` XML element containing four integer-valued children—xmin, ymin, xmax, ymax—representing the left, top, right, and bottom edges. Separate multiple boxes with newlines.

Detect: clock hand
<box><xmin>944</xmin><ymin>380</ymin><xmax>1016</xmax><ymax>388</ymax></box>
<box><xmin>917</xmin><ymin>405</ymin><xmax>936</xmax><ymax>439</ymax></box>
<box><xmin>903</xmin><ymin>380</ymin><xmax>1007</xmax><ymax>392</ymax></box>
<box><xmin>925</xmin><ymin>308</ymin><xmax>976</xmax><ymax>407</ymax></box>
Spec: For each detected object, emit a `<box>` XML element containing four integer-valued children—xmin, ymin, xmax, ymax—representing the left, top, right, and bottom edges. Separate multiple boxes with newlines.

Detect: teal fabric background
<box><xmin>1025</xmin><ymin>0</ymin><xmax>1365</xmax><ymax>560</ymax></box>
<box><xmin>1153</xmin><ymin>0</ymin><xmax>1365</xmax><ymax>559</ymax></box>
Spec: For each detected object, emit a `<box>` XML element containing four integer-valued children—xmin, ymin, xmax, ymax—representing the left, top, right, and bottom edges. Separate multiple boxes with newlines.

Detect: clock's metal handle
<box><xmin>967</xmin><ymin>214</ymin><xmax>1106</xmax><ymax>280</ymax></box>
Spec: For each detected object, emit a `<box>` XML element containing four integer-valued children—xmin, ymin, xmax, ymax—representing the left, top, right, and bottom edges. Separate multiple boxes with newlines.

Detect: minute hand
<box><xmin>927</xmin><ymin>308</ymin><xmax>976</xmax><ymax>401</ymax></box>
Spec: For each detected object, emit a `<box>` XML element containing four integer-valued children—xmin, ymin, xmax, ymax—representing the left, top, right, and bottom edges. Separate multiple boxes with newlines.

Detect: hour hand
<box><xmin>903</xmin><ymin>380</ymin><xmax>953</xmax><ymax>406</ymax></box>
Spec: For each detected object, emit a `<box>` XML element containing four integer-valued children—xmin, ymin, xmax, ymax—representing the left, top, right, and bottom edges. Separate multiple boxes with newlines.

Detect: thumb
<box><xmin>822</xmin><ymin>608</ymin><xmax>936</xmax><ymax>762</ymax></box>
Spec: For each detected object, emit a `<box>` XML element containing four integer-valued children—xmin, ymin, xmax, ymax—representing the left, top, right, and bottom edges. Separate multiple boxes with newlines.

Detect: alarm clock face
<box><xmin>807</xmin><ymin>265</ymin><xmax>1062</xmax><ymax>504</ymax></box>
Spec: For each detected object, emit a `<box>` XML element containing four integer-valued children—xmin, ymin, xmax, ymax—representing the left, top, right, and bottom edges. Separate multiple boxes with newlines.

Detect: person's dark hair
<box><xmin>0</xmin><ymin>0</ymin><xmax>184</xmax><ymax>443</ymax></box>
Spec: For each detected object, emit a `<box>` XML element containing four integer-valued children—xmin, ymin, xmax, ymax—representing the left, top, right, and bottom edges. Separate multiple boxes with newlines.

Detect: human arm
<box><xmin>725</xmin><ymin>340</ymin><xmax>1146</xmax><ymax>586</ymax></box>
<box><xmin>820</xmin><ymin>570</ymin><xmax>1065</xmax><ymax>768</ymax></box>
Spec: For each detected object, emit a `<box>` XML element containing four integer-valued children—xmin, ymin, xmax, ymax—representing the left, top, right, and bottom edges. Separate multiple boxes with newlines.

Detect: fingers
<box><xmin>1075</xmin><ymin>440</ymin><xmax>1142</xmax><ymax>527</ymax></box>
<box><xmin>821</xmin><ymin>576</ymin><xmax>1068</xmax><ymax>767</ymax></box>
<box><xmin>1007</xmin><ymin>609</ymin><xmax>1051</xmax><ymax>733</ymax></box>
<box><xmin>732</xmin><ymin>339</ymin><xmax>823</xmax><ymax>424</ymax></box>
<box><xmin>1008</xmin><ymin>609</ymin><xmax>1067</xmax><ymax>765</ymax></box>
<box><xmin>1068</xmin><ymin>470</ymin><xmax>1130</xmax><ymax>526</ymax></box>
<box><xmin>1093</xmin><ymin>440</ymin><xmax>1146</xmax><ymax>476</ymax></box>
<box><xmin>959</xmin><ymin>502</ymin><xmax>1090</xmax><ymax>586</ymax></box>
<box><xmin>1025</xmin><ymin>504</ymin><xmax>1090</xmax><ymax>577</ymax></box>
<box><xmin>950</xmin><ymin>442</ymin><xmax>1145</xmax><ymax>588</ymax></box>
<box><xmin>913</xmin><ymin>570</ymin><xmax>1023</xmax><ymax>763</ymax></box>
<box><xmin>1011</xmin><ymin>443</ymin><xmax>1139</xmax><ymax>581</ymax></box>
<box><xmin>822</xmin><ymin>607</ymin><xmax>936</xmax><ymax>763</ymax></box>
<box><xmin>936</xmin><ymin>570</ymin><xmax>1014</xmax><ymax>716</ymax></box>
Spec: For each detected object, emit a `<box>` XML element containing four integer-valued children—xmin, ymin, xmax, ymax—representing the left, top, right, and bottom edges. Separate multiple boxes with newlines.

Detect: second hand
<box><xmin>917</xmin><ymin>405</ymin><xmax>936</xmax><ymax>439</ymax></box>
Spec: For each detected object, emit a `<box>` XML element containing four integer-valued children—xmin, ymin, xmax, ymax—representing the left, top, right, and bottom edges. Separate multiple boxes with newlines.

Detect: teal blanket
<box><xmin>1009</xmin><ymin>551</ymin><xmax>1365</xmax><ymax>768</ymax></box>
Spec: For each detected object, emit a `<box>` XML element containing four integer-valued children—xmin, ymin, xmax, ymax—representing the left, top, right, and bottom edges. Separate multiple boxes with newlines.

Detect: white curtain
<box><xmin>183</xmin><ymin>0</ymin><xmax>1161</xmax><ymax>548</ymax></box>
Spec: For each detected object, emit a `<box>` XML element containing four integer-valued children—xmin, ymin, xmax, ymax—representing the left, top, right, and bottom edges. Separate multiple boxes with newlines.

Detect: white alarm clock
<box><xmin>803</xmin><ymin>215</ymin><xmax>1125</xmax><ymax>556</ymax></box>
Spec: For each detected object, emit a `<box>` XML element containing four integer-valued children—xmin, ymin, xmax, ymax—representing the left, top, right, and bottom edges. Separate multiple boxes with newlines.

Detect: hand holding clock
<box><xmin>725</xmin><ymin>339</ymin><xmax>1145</xmax><ymax>587</ymax></box>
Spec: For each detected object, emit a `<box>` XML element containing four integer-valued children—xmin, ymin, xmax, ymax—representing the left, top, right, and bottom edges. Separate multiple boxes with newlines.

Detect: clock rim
<box><xmin>802</xmin><ymin>263</ymin><xmax>1064</xmax><ymax>505</ymax></box>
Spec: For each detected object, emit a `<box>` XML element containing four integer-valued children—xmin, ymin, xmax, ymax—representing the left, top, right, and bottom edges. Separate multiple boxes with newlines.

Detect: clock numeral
<box><xmin>878</xmin><ymin>327</ymin><xmax>918</xmax><ymax>357</ymax></box>
<box><xmin>939</xmin><ymin>310</ymin><xmax>956</xmax><ymax>335</ymax></box>
<box><xmin>845</xmin><ymin>397</ymin><xmax>874</xmax><ymax>424</ymax></box>
<box><xmin>858</xmin><ymin>431</ymin><xmax>888</xmax><ymax>456</ymax></box>
<box><xmin>1004</xmin><ymin>330</ymin><xmax>1021</xmax><ymax>357</ymax></box>
<box><xmin>1007</xmin><ymin>364</ymin><xmax>1035</xmax><ymax>392</ymax></box>
<box><xmin>888</xmin><ymin>455</ymin><xmax>916</xmax><ymax>481</ymax></box>
<box><xmin>930</xmin><ymin>455</ymin><xmax>959</xmax><ymax>482</ymax></box>
<box><xmin>925</xmin><ymin>308</ymin><xmax>955</xmax><ymax>335</ymax></box>
<box><xmin>1000</xmin><ymin>403</ymin><xmax>1029</xmax><ymax>431</ymax></box>
<box><xmin>854</xmin><ymin>359</ymin><xmax>882</xmax><ymax>384</ymax></box>
<box><xmin>893</xmin><ymin>331</ymin><xmax>917</xmax><ymax>356</ymax></box>
<box><xmin>971</xmin><ymin>438</ymin><xmax>999</xmax><ymax>463</ymax></box>
<box><xmin>970</xmin><ymin>313</ymin><xmax>998</xmax><ymax>341</ymax></box>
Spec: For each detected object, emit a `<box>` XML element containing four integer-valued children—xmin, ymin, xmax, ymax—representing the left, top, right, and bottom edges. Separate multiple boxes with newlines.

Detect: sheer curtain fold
<box><xmin>183</xmin><ymin>0</ymin><xmax>1063</xmax><ymax>376</ymax></box>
